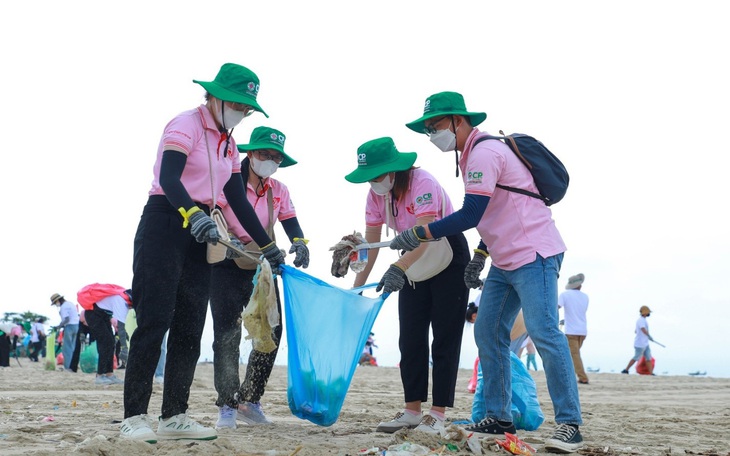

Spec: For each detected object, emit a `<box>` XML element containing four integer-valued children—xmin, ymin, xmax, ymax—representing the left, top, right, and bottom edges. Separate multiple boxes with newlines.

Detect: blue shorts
<box><xmin>632</xmin><ymin>345</ymin><xmax>651</xmax><ymax>362</ymax></box>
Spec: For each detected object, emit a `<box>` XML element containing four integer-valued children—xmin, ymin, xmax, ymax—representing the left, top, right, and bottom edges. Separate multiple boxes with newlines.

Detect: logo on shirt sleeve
<box><xmin>414</xmin><ymin>193</ymin><xmax>433</xmax><ymax>206</ymax></box>
<box><xmin>467</xmin><ymin>170</ymin><xmax>484</xmax><ymax>184</ymax></box>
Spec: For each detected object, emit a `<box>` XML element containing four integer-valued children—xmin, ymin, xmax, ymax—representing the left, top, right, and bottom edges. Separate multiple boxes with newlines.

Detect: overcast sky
<box><xmin>2</xmin><ymin>1</ymin><xmax>728</xmax><ymax>377</ymax></box>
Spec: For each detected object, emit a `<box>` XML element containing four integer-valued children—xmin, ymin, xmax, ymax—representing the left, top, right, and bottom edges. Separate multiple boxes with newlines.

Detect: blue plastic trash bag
<box><xmin>472</xmin><ymin>351</ymin><xmax>544</xmax><ymax>431</ymax></box>
<box><xmin>281</xmin><ymin>265</ymin><xmax>388</xmax><ymax>426</ymax></box>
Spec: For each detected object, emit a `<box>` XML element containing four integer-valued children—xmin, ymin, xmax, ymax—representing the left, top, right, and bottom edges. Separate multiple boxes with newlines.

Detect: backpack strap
<box><xmin>473</xmin><ymin>135</ymin><xmax>549</xmax><ymax>204</ymax></box>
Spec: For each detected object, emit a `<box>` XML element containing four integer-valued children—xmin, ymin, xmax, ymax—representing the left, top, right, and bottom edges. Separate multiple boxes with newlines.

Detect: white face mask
<box><xmin>429</xmin><ymin>128</ymin><xmax>456</xmax><ymax>152</ymax></box>
<box><xmin>250</xmin><ymin>156</ymin><xmax>280</xmax><ymax>178</ymax></box>
<box><xmin>213</xmin><ymin>99</ymin><xmax>246</xmax><ymax>130</ymax></box>
<box><xmin>222</xmin><ymin>106</ymin><xmax>246</xmax><ymax>130</ymax></box>
<box><xmin>369</xmin><ymin>173</ymin><xmax>394</xmax><ymax>195</ymax></box>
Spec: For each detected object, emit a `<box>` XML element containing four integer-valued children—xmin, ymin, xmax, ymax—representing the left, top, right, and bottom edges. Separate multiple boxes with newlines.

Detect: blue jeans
<box><xmin>475</xmin><ymin>253</ymin><xmax>582</xmax><ymax>426</ymax></box>
<box><xmin>62</xmin><ymin>324</ymin><xmax>79</xmax><ymax>370</ymax></box>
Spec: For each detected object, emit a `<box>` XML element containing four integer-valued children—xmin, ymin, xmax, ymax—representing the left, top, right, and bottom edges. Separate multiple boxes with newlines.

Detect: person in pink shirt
<box><xmin>389</xmin><ymin>92</ymin><xmax>583</xmax><ymax>453</ymax></box>
<box><xmin>121</xmin><ymin>63</ymin><xmax>285</xmax><ymax>444</ymax></box>
<box><xmin>209</xmin><ymin>126</ymin><xmax>309</xmax><ymax>430</ymax></box>
<box><xmin>344</xmin><ymin>137</ymin><xmax>470</xmax><ymax>436</ymax></box>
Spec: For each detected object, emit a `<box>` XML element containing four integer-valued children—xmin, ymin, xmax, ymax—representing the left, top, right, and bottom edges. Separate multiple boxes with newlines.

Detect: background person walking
<box><xmin>622</xmin><ymin>306</ymin><xmax>655</xmax><ymax>375</ymax></box>
<box><xmin>558</xmin><ymin>274</ymin><xmax>589</xmax><ymax>384</ymax></box>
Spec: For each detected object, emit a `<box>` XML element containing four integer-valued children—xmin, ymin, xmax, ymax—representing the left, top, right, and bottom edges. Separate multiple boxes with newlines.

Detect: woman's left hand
<box><xmin>289</xmin><ymin>238</ymin><xmax>310</xmax><ymax>268</ymax></box>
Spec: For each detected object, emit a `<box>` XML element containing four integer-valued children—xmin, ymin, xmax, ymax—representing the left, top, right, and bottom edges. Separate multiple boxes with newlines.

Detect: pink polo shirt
<box><xmin>218</xmin><ymin>176</ymin><xmax>297</xmax><ymax>243</ymax></box>
<box><xmin>148</xmin><ymin>105</ymin><xmax>240</xmax><ymax>207</ymax></box>
<box><xmin>365</xmin><ymin>168</ymin><xmax>454</xmax><ymax>231</ymax></box>
<box><xmin>460</xmin><ymin>129</ymin><xmax>566</xmax><ymax>271</ymax></box>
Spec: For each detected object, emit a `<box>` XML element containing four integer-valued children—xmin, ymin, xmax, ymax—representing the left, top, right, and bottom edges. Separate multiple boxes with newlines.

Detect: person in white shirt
<box><xmin>29</xmin><ymin>318</ymin><xmax>47</xmax><ymax>362</ymax></box>
<box><xmin>622</xmin><ymin>306</ymin><xmax>654</xmax><ymax>375</ymax></box>
<box><xmin>50</xmin><ymin>293</ymin><xmax>80</xmax><ymax>371</ymax></box>
<box><xmin>558</xmin><ymin>273</ymin><xmax>590</xmax><ymax>384</ymax></box>
<box><xmin>85</xmin><ymin>291</ymin><xmax>132</xmax><ymax>385</ymax></box>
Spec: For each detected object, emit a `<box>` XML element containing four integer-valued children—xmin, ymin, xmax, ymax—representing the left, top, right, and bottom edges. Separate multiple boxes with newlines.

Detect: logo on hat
<box><xmin>358</xmin><ymin>153</ymin><xmax>367</xmax><ymax>166</ymax></box>
<box><xmin>246</xmin><ymin>81</ymin><xmax>259</xmax><ymax>97</ymax></box>
<box><xmin>268</xmin><ymin>132</ymin><xmax>285</xmax><ymax>146</ymax></box>
<box><xmin>423</xmin><ymin>99</ymin><xmax>432</xmax><ymax>113</ymax></box>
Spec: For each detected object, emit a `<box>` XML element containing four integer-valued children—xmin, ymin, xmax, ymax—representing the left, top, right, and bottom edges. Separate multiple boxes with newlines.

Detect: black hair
<box><xmin>465</xmin><ymin>302</ymin><xmax>478</xmax><ymax>323</ymax></box>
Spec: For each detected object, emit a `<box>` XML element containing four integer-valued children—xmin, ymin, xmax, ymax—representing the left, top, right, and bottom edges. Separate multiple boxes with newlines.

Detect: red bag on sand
<box><xmin>636</xmin><ymin>356</ymin><xmax>655</xmax><ymax>375</ymax></box>
<box><xmin>77</xmin><ymin>283</ymin><xmax>129</xmax><ymax>310</ymax></box>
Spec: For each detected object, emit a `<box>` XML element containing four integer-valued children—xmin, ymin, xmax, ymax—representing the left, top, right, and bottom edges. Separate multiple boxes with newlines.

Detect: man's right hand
<box><xmin>464</xmin><ymin>249</ymin><xmax>488</xmax><ymax>289</ymax></box>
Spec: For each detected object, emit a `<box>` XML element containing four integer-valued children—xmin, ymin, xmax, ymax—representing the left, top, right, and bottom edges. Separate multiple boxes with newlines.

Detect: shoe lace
<box><xmin>420</xmin><ymin>415</ymin><xmax>437</xmax><ymax>428</ymax></box>
<box><xmin>476</xmin><ymin>416</ymin><xmax>498</xmax><ymax>427</ymax></box>
<box><xmin>553</xmin><ymin>424</ymin><xmax>576</xmax><ymax>441</ymax></box>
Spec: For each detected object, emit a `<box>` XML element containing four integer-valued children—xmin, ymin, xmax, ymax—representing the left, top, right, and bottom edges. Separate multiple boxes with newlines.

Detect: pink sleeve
<box><xmin>364</xmin><ymin>191</ymin><xmax>385</xmax><ymax>227</ymax></box>
<box><xmin>275</xmin><ymin>182</ymin><xmax>296</xmax><ymax>221</ymax></box>
<box><xmin>410</xmin><ymin>175</ymin><xmax>440</xmax><ymax>219</ymax></box>
<box><xmin>464</xmin><ymin>143</ymin><xmax>502</xmax><ymax>197</ymax></box>
<box><xmin>161</xmin><ymin>115</ymin><xmax>198</xmax><ymax>155</ymax></box>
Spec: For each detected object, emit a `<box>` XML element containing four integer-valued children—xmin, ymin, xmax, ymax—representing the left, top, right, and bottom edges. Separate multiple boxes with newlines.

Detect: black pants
<box><xmin>124</xmin><ymin>196</ymin><xmax>211</xmax><ymax>419</ymax></box>
<box><xmin>398</xmin><ymin>233</ymin><xmax>470</xmax><ymax>408</ymax></box>
<box><xmin>85</xmin><ymin>307</ymin><xmax>115</xmax><ymax>375</ymax></box>
<box><xmin>209</xmin><ymin>259</ymin><xmax>283</xmax><ymax>408</ymax></box>
<box><xmin>0</xmin><ymin>335</ymin><xmax>9</xmax><ymax>367</ymax></box>
<box><xmin>29</xmin><ymin>341</ymin><xmax>43</xmax><ymax>362</ymax></box>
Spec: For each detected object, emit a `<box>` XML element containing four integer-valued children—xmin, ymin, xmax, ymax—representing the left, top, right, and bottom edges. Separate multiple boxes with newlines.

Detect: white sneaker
<box><xmin>95</xmin><ymin>376</ymin><xmax>112</xmax><ymax>385</ymax></box>
<box><xmin>108</xmin><ymin>375</ymin><xmax>125</xmax><ymax>384</ymax></box>
<box><xmin>414</xmin><ymin>414</ymin><xmax>445</xmax><ymax>435</ymax></box>
<box><xmin>120</xmin><ymin>414</ymin><xmax>157</xmax><ymax>443</ymax></box>
<box><xmin>157</xmin><ymin>413</ymin><xmax>217</xmax><ymax>440</ymax></box>
<box><xmin>216</xmin><ymin>405</ymin><xmax>237</xmax><ymax>430</ymax></box>
<box><xmin>236</xmin><ymin>401</ymin><xmax>272</xmax><ymax>425</ymax></box>
<box><xmin>376</xmin><ymin>410</ymin><xmax>423</xmax><ymax>433</ymax></box>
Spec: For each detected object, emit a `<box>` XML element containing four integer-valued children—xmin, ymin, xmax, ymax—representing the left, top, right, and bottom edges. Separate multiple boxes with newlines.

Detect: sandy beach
<box><xmin>1</xmin><ymin>359</ymin><xmax>728</xmax><ymax>455</ymax></box>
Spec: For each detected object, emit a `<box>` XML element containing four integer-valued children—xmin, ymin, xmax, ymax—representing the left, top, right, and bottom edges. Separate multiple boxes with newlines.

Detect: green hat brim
<box><xmin>193</xmin><ymin>80</ymin><xmax>269</xmax><ymax>118</ymax></box>
<box><xmin>237</xmin><ymin>144</ymin><xmax>296</xmax><ymax>168</ymax></box>
<box><xmin>345</xmin><ymin>151</ymin><xmax>417</xmax><ymax>183</ymax></box>
<box><xmin>406</xmin><ymin>111</ymin><xmax>486</xmax><ymax>134</ymax></box>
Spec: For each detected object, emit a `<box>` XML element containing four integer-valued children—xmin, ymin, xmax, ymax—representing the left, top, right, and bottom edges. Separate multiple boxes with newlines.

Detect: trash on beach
<box><xmin>494</xmin><ymin>432</ymin><xmax>536</xmax><ymax>456</ymax></box>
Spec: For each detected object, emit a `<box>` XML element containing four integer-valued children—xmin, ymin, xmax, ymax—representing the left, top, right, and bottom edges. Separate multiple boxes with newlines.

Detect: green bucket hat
<box><xmin>193</xmin><ymin>63</ymin><xmax>269</xmax><ymax>118</ymax></box>
<box><xmin>237</xmin><ymin>126</ymin><xmax>296</xmax><ymax>168</ymax></box>
<box><xmin>345</xmin><ymin>137</ymin><xmax>417</xmax><ymax>183</ymax></box>
<box><xmin>406</xmin><ymin>91</ymin><xmax>486</xmax><ymax>134</ymax></box>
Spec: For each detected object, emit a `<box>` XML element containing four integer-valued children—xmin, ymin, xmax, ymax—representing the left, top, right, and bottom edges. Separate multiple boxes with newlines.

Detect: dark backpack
<box><xmin>473</xmin><ymin>131</ymin><xmax>569</xmax><ymax>206</ymax></box>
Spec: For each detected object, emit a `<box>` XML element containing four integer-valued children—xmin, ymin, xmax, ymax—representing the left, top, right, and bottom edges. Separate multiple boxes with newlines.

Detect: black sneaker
<box><xmin>464</xmin><ymin>417</ymin><xmax>516</xmax><ymax>437</ymax></box>
<box><xmin>544</xmin><ymin>423</ymin><xmax>583</xmax><ymax>453</ymax></box>
<box><xmin>621</xmin><ymin>369</ymin><xmax>629</xmax><ymax>374</ymax></box>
